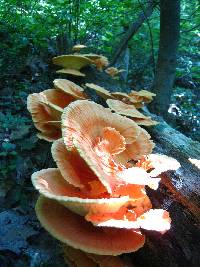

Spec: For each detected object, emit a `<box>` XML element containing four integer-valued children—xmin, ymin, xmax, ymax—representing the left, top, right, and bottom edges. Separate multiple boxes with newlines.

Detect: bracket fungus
<box><xmin>106</xmin><ymin>99</ymin><xmax>158</xmax><ymax>126</ymax></box>
<box><xmin>30</xmin><ymin>99</ymin><xmax>180</xmax><ymax>264</ymax></box>
<box><xmin>129</xmin><ymin>90</ymin><xmax>156</xmax><ymax>103</ymax></box>
<box><xmin>27</xmin><ymin>89</ymin><xmax>75</xmax><ymax>141</ymax></box>
<box><xmin>52</xmin><ymin>54</ymin><xmax>92</xmax><ymax>70</ymax></box>
<box><xmin>105</xmin><ymin>67</ymin><xmax>125</xmax><ymax>77</ymax></box>
<box><xmin>80</xmin><ymin>54</ymin><xmax>109</xmax><ymax>71</ymax></box>
<box><xmin>27</xmin><ymin>79</ymin><xmax>88</xmax><ymax>141</ymax></box>
<box><xmin>53</xmin><ymin>79</ymin><xmax>88</xmax><ymax>100</ymax></box>
<box><xmin>28</xmin><ymin>64</ymin><xmax>180</xmax><ymax>266</ymax></box>
<box><xmin>72</xmin><ymin>44</ymin><xmax>87</xmax><ymax>52</ymax></box>
<box><xmin>56</xmin><ymin>68</ymin><xmax>86</xmax><ymax>77</ymax></box>
<box><xmin>85</xmin><ymin>83</ymin><xmax>114</xmax><ymax>100</ymax></box>
<box><xmin>111</xmin><ymin>92</ymin><xmax>144</xmax><ymax>109</ymax></box>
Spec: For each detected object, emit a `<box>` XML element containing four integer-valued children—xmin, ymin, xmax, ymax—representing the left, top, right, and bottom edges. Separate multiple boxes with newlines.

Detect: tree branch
<box><xmin>110</xmin><ymin>0</ymin><xmax>155</xmax><ymax>66</ymax></box>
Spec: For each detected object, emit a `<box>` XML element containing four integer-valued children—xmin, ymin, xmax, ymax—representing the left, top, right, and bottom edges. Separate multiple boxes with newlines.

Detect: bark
<box><xmin>110</xmin><ymin>0</ymin><xmax>155</xmax><ymax>66</ymax></box>
<box><xmin>150</xmin><ymin>0</ymin><xmax>180</xmax><ymax>117</ymax></box>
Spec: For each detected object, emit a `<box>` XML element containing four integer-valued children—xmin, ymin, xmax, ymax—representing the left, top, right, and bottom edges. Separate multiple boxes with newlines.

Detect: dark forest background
<box><xmin>0</xmin><ymin>0</ymin><xmax>200</xmax><ymax>266</ymax></box>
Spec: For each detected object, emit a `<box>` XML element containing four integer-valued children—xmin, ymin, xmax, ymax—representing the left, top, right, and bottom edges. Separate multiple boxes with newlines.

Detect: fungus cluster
<box><xmin>27</xmin><ymin>47</ymin><xmax>180</xmax><ymax>266</ymax></box>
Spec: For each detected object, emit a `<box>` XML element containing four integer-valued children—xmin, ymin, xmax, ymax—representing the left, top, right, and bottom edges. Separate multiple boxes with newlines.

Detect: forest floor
<box><xmin>0</xmin><ymin>59</ymin><xmax>200</xmax><ymax>267</ymax></box>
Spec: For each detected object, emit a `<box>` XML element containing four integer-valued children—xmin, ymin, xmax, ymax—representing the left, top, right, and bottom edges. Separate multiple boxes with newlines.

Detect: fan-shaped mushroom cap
<box><xmin>136</xmin><ymin>154</ymin><xmax>181</xmax><ymax>177</ymax></box>
<box><xmin>52</xmin><ymin>55</ymin><xmax>92</xmax><ymax>70</ymax></box>
<box><xmin>62</xmin><ymin>100</ymin><xmax>154</xmax><ymax>193</ymax></box>
<box><xmin>56</xmin><ymin>68</ymin><xmax>85</xmax><ymax>77</ymax></box>
<box><xmin>82</xmin><ymin>54</ymin><xmax>102</xmax><ymax>60</ymax></box>
<box><xmin>54</xmin><ymin>79</ymin><xmax>87</xmax><ymax>99</ymax></box>
<box><xmin>129</xmin><ymin>90</ymin><xmax>156</xmax><ymax>103</ymax></box>
<box><xmin>72</xmin><ymin>44</ymin><xmax>87</xmax><ymax>52</ymax></box>
<box><xmin>36</xmin><ymin>196</ymin><xmax>145</xmax><ymax>255</ymax></box>
<box><xmin>51</xmin><ymin>139</ymin><xmax>98</xmax><ymax>188</ymax></box>
<box><xmin>85</xmin><ymin>83</ymin><xmax>114</xmax><ymax>99</ymax></box>
<box><xmin>106</xmin><ymin>99</ymin><xmax>158</xmax><ymax>126</ymax></box>
<box><xmin>107</xmin><ymin>99</ymin><xmax>147</xmax><ymax>119</ymax></box>
<box><xmin>27</xmin><ymin>89</ymin><xmax>74</xmax><ymax>141</ymax></box>
<box><xmin>87</xmin><ymin>207</ymin><xmax>171</xmax><ymax>232</ymax></box>
<box><xmin>31</xmin><ymin>168</ymin><xmax>140</xmax><ymax>217</ymax></box>
<box><xmin>105</xmin><ymin>67</ymin><xmax>125</xmax><ymax>77</ymax></box>
<box><xmin>111</xmin><ymin>92</ymin><xmax>144</xmax><ymax>108</ymax></box>
<box><xmin>92</xmin><ymin>56</ymin><xmax>109</xmax><ymax>71</ymax></box>
<box><xmin>78</xmin><ymin>54</ymin><xmax>108</xmax><ymax>71</ymax></box>
<box><xmin>132</xmin><ymin>117</ymin><xmax>159</xmax><ymax>126</ymax></box>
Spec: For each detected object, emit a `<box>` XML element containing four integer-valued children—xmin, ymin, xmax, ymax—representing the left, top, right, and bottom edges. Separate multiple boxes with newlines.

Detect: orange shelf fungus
<box><xmin>27</xmin><ymin>89</ymin><xmax>75</xmax><ymax>141</ymax></box>
<box><xmin>81</xmin><ymin>54</ymin><xmax>109</xmax><ymax>71</ymax></box>
<box><xmin>56</xmin><ymin>68</ymin><xmax>86</xmax><ymax>77</ymax></box>
<box><xmin>111</xmin><ymin>92</ymin><xmax>144</xmax><ymax>108</ymax></box>
<box><xmin>129</xmin><ymin>90</ymin><xmax>156</xmax><ymax>103</ymax></box>
<box><xmin>85</xmin><ymin>83</ymin><xmax>114</xmax><ymax>100</ymax></box>
<box><xmin>52</xmin><ymin>54</ymin><xmax>92</xmax><ymax>70</ymax></box>
<box><xmin>105</xmin><ymin>67</ymin><xmax>125</xmax><ymax>77</ymax></box>
<box><xmin>72</xmin><ymin>44</ymin><xmax>87</xmax><ymax>53</ymax></box>
<box><xmin>106</xmin><ymin>99</ymin><xmax>158</xmax><ymax>126</ymax></box>
<box><xmin>30</xmin><ymin>99</ymin><xmax>180</xmax><ymax>264</ymax></box>
<box><xmin>27</xmin><ymin>79</ymin><xmax>89</xmax><ymax>141</ymax></box>
<box><xmin>90</xmin><ymin>55</ymin><xmax>109</xmax><ymax>71</ymax></box>
<box><xmin>53</xmin><ymin>79</ymin><xmax>88</xmax><ymax>100</ymax></box>
<box><xmin>36</xmin><ymin>196</ymin><xmax>145</xmax><ymax>255</ymax></box>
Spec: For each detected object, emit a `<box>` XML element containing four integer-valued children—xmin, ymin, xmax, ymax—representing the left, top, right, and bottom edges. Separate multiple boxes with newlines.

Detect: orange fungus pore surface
<box><xmin>30</xmin><ymin>99</ymin><xmax>178</xmax><ymax>257</ymax></box>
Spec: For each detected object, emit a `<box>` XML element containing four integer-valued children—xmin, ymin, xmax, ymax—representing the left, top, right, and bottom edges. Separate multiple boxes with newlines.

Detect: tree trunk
<box><xmin>110</xmin><ymin>0</ymin><xmax>155</xmax><ymax>66</ymax></box>
<box><xmin>150</xmin><ymin>0</ymin><xmax>180</xmax><ymax>117</ymax></box>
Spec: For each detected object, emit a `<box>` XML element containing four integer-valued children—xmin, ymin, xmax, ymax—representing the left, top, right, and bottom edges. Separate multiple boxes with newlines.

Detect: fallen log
<box><xmin>130</xmin><ymin>112</ymin><xmax>200</xmax><ymax>267</ymax></box>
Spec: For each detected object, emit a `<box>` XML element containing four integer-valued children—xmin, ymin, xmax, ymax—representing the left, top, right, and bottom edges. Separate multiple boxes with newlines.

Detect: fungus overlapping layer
<box><xmin>27</xmin><ymin>80</ymin><xmax>87</xmax><ymax>141</ymax></box>
<box><xmin>31</xmin><ymin>100</ymin><xmax>180</xmax><ymax>256</ymax></box>
<box><xmin>129</xmin><ymin>90</ymin><xmax>156</xmax><ymax>103</ymax></box>
<box><xmin>105</xmin><ymin>67</ymin><xmax>125</xmax><ymax>77</ymax></box>
<box><xmin>52</xmin><ymin>54</ymin><xmax>92</xmax><ymax>70</ymax></box>
<box><xmin>56</xmin><ymin>68</ymin><xmax>86</xmax><ymax>77</ymax></box>
<box><xmin>106</xmin><ymin>99</ymin><xmax>158</xmax><ymax>126</ymax></box>
<box><xmin>27</xmin><ymin>89</ymin><xmax>74</xmax><ymax>141</ymax></box>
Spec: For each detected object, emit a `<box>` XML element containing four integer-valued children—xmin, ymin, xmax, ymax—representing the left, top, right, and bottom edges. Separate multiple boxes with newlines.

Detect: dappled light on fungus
<box><xmin>27</xmin><ymin>52</ymin><xmax>181</xmax><ymax>266</ymax></box>
<box><xmin>30</xmin><ymin>99</ymin><xmax>181</xmax><ymax>260</ymax></box>
<box><xmin>61</xmin><ymin>100</ymin><xmax>155</xmax><ymax>192</ymax></box>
